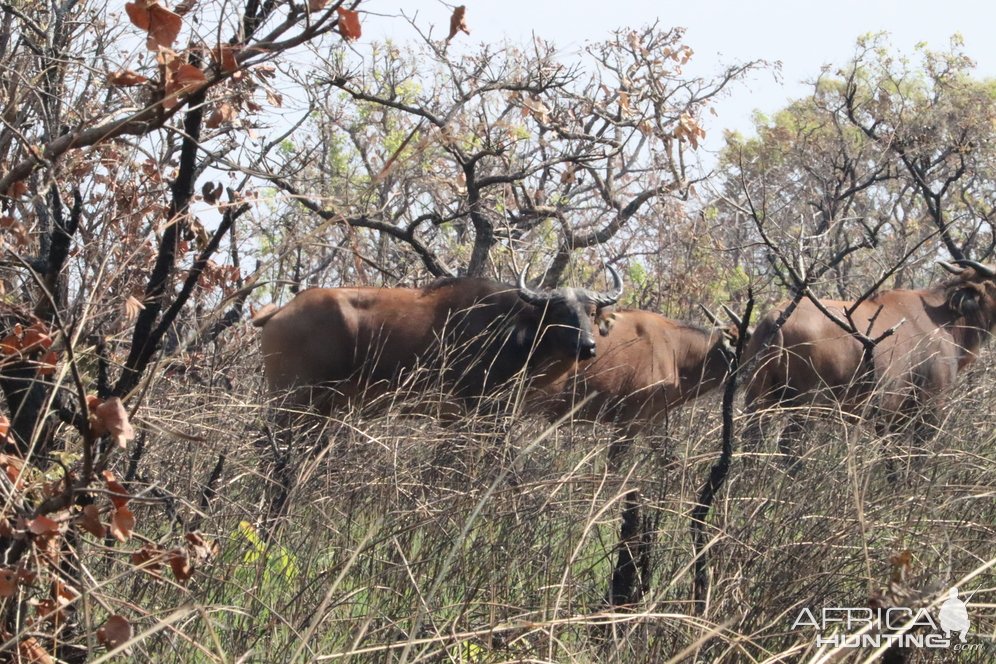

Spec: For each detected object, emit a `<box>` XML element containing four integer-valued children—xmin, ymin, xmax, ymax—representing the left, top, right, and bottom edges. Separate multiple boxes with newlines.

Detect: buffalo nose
<box><xmin>580</xmin><ymin>340</ymin><xmax>597</xmax><ymax>359</ymax></box>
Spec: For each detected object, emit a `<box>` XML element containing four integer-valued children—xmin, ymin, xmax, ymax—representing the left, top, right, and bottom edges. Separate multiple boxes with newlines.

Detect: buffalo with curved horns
<box><xmin>742</xmin><ymin>259</ymin><xmax>996</xmax><ymax>459</ymax></box>
<box><xmin>252</xmin><ymin>267</ymin><xmax>623</xmax><ymax>414</ymax></box>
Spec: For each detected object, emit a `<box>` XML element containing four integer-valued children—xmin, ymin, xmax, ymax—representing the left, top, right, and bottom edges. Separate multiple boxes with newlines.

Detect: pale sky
<box><xmin>360</xmin><ymin>0</ymin><xmax>996</xmax><ymax>157</ymax></box>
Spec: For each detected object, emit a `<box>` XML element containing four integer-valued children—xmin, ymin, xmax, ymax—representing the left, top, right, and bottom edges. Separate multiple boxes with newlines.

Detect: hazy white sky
<box><xmin>361</xmin><ymin>0</ymin><xmax>995</xmax><ymax>156</ymax></box>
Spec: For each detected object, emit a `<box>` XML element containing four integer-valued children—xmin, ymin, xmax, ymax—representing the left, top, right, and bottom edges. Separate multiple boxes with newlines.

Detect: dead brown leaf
<box><xmin>173</xmin><ymin>0</ymin><xmax>196</xmax><ymax>15</ymax></box>
<box><xmin>96</xmin><ymin>614</ymin><xmax>132</xmax><ymax>650</ymax></box>
<box><xmin>212</xmin><ymin>44</ymin><xmax>239</xmax><ymax>73</ymax></box>
<box><xmin>101</xmin><ymin>469</ymin><xmax>130</xmax><ymax>509</ymax></box>
<box><xmin>446</xmin><ymin>6</ymin><xmax>469</xmax><ymax>43</ymax></box>
<box><xmin>163</xmin><ymin>62</ymin><xmax>208</xmax><ymax>109</ymax></box>
<box><xmin>36</xmin><ymin>350</ymin><xmax>58</xmax><ymax>376</ymax></box>
<box><xmin>27</xmin><ymin>515</ymin><xmax>61</xmax><ymax>536</ymax></box>
<box><xmin>131</xmin><ymin>544</ymin><xmax>166</xmax><ymax>577</ymax></box>
<box><xmin>337</xmin><ymin>7</ymin><xmax>361</xmax><ymax>42</ymax></box>
<box><xmin>94</xmin><ymin>397</ymin><xmax>135</xmax><ymax>449</ymax></box>
<box><xmin>35</xmin><ymin>595</ymin><xmax>73</xmax><ymax>628</ymax></box>
<box><xmin>168</xmin><ymin>549</ymin><xmax>193</xmax><ymax>581</ymax></box>
<box><xmin>0</xmin><ymin>567</ymin><xmax>17</xmax><ymax>597</ymax></box>
<box><xmin>125</xmin><ymin>1</ymin><xmax>183</xmax><ymax>50</ymax></box>
<box><xmin>79</xmin><ymin>504</ymin><xmax>106</xmax><ymax>538</ymax></box>
<box><xmin>110</xmin><ymin>506</ymin><xmax>135</xmax><ymax>542</ymax></box>
<box><xmin>17</xmin><ymin>637</ymin><xmax>53</xmax><ymax>663</ymax></box>
<box><xmin>185</xmin><ymin>531</ymin><xmax>220</xmax><ymax>560</ymax></box>
<box><xmin>108</xmin><ymin>70</ymin><xmax>151</xmax><ymax>86</ymax></box>
<box><xmin>205</xmin><ymin>102</ymin><xmax>236</xmax><ymax>129</ymax></box>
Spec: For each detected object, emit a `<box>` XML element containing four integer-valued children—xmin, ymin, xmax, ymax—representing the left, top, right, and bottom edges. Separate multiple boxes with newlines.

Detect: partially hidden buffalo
<box><xmin>742</xmin><ymin>259</ymin><xmax>996</xmax><ymax>459</ymax></box>
<box><xmin>535</xmin><ymin>304</ymin><xmax>744</xmax><ymax>447</ymax></box>
<box><xmin>252</xmin><ymin>268</ymin><xmax>623</xmax><ymax>415</ymax></box>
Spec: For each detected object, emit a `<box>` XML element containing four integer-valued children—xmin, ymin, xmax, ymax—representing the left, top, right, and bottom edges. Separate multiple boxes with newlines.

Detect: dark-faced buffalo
<box><xmin>535</xmin><ymin>305</ymin><xmax>743</xmax><ymax>442</ymax></box>
<box><xmin>252</xmin><ymin>268</ymin><xmax>623</xmax><ymax>415</ymax></box>
<box><xmin>742</xmin><ymin>259</ymin><xmax>996</xmax><ymax>459</ymax></box>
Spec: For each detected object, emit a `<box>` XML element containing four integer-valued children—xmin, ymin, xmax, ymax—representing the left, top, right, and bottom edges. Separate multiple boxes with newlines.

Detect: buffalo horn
<box><xmin>699</xmin><ymin>304</ymin><xmax>724</xmax><ymax>327</ymax></box>
<box><xmin>517</xmin><ymin>264</ymin><xmax>556</xmax><ymax>305</ymax></box>
<box><xmin>937</xmin><ymin>260</ymin><xmax>965</xmax><ymax>275</ymax></box>
<box><xmin>721</xmin><ymin>304</ymin><xmax>744</xmax><ymax>328</ymax></box>
<box><xmin>956</xmin><ymin>259</ymin><xmax>996</xmax><ymax>278</ymax></box>
<box><xmin>589</xmin><ymin>265</ymin><xmax>624</xmax><ymax>307</ymax></box>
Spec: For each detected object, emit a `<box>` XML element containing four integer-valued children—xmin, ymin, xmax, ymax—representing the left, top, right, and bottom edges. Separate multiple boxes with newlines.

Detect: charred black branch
<box><xmin>190</xmin><ymin>453</ymin><xmax>225</xmax><ymax>530</ymax></box>
<box><xmin>691</xmin><ymin>292</ymin><xmax>754</xmax><ymax>609</ymax></box>
<box><xmin>464</xmin><ymin>162</ymin><xmax>495</xmax><ymax>278</ymax></box>
<box><xmin>35</xmin><ymin>185</ymin><xmax>81</xmax><ymax>321</ymax></box>
<box><xmin>114</xmin><ymin>82</ymin><xmax>207</xmax><ymax>398</ymax></box>
<box><xmin>145</xmin><ymin>200</ymin><xmax>249</xmax><ymax>365</ymax></box>
<box><xmin>90</xmin><ymin>334</ymin><xmax>110</xmax><ymax>399</ymax></box>
<box><xmin>124</xmin><ymin>431</ymin><xmax>146</xmax><ymax>483</ymax></box>
<box><xmin>0</xmin><ymin>362</ymin><xmax>52</xmax><ymax>454</ymax></box>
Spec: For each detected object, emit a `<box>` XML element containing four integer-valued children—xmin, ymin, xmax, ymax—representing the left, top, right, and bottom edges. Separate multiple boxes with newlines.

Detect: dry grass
<box><xmin>87</xmin><ymin>330</ymin><xmax>996</xmax><ymax>663</ymax></box>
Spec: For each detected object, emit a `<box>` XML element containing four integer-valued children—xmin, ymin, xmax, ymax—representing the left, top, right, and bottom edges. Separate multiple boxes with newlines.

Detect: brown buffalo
<box><xmin>742</xmin><ymin>259</ymin><xmax>996</xmax><ymax>460</ymax></box>
<box><xmin>530</xmin><ymin>304</ymin><xmax>744</xmax><ymax>608</ymax></box>
<box><xmin>252</xmin><ymin>268</ymin><xmax>623</xmax><ymax>415</ymax></box>
<box><xmin>536</xmin><ymin>305</ymin><xmax>743</xmax><ymax>445</ymax></box>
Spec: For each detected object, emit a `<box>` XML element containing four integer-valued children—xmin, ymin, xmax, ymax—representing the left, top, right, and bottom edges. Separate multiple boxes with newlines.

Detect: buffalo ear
<box><xmin>597</xmin><ymin>311</ymin><xmax>618</xmax><ymax>337</ymax></box>
<box><xmin>721</xmin><ymin>324</ymin><xmax>753</xmax><ymax>350</ymax></box>
<box><xmin>513</xmin><ymin>307</ymin><xmax>541</xmax><ymax>348</ymax></box>
<box><xmin>949</xmin><ymin>285</ymin><xmax>982</xmax><ymax>318</ymax></box>
<box><xmin>513</xmin><ymin>323</ymin><xmax>532</xmax><ymax>348</ymax></box>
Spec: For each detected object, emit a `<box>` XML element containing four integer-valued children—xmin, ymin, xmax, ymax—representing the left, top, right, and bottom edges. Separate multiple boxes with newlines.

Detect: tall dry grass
<box><xmin>90</xmin><ymin>327</ymin><xmax>995</xmax><ymax>663</ymax></box>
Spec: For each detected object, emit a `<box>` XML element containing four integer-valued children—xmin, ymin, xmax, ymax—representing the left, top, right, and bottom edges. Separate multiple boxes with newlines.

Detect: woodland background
<box><xmin>0</xmin><ymin>0</ymin><xmax>992</xmax><ymax>661</ymax></box>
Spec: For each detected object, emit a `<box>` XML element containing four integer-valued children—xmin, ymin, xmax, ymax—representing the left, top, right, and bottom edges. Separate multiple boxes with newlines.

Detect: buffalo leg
<box><xmin>606</xmin><ymin>489</ymin><xmax>645</xmax><ymax>607</ymax></box>
<box><xmin>605</xmin><ymin>427</ymin><xmax>651</xmax><ymax>608</ymax></box>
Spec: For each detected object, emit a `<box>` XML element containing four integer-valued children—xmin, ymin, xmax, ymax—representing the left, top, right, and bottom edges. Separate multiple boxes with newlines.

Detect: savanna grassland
<box><xmin>114</xmin><ymin>332</ymin><xmax>995</xmax><ymax>662</ymax></box>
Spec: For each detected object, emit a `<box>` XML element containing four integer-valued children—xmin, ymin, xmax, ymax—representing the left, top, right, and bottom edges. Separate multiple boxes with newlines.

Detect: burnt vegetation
<box><xmin>0</xmin><ymin>1</ymin><xmax>992</xmax><ymax>661</ymax></box>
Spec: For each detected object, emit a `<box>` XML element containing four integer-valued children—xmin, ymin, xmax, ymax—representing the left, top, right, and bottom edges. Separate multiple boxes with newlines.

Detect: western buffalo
<box><xmin>535</xmin><ymin>305</ymin><xmax>744</xmax><ymax>449</ymax></box>
<box><xmin>252</xmin><ymin>267</ymin><xmax>623</xmax><ymax>415</ymax></box>
<box><xmin>528</xmin><ymin>303</ymin><xmax>744</xmax><ymax>607</ymax></box>
<box><xmin>742</xmin><ymin>259</ymin><xmax>996</xmax><ymax>461</ymax></box>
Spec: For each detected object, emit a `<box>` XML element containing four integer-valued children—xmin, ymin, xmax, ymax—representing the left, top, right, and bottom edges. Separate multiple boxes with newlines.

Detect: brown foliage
<box><xmin>125</xmin><ymin>0</ymin><xmax>183</xmax><ymax>50</ymax></box>
<box><xmin>17</xmin><ymin>637</ymin><xmax>53</xmax><ymax>663</ymax></box>
<box><xmin>337</xmin><ymin>8</ymin><xmax>361</xmax><ymax>42</ymax></box>
<box><xmin>447</xmin><ymin>6</ymin><xmax>469</xmax><ymax>43</ymax></box>
<box><xmin>109</xmin><ymin>506</ymin><xmax>136</xmax><ymax>543</ymax></box>
<box><xmin>96</xmin><ymin>614</ymin><xmax>132</xmax><ymax>650</ymax></box>
<box><xmin>108</xmin><ymin>70</ymin><xmax>151</xmax><ymax>87</ymax></box>
<box><xmin>78</xmin><ymin>505</ymin><xmax>106</xmax><ymax>538</ymax></box>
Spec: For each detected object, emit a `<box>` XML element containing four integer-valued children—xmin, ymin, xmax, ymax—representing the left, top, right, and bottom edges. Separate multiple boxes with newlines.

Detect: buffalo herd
<box><xmin>253</xmin><ymin>259</ymin><xmax>996</xmax><ymax>458</ymax></box>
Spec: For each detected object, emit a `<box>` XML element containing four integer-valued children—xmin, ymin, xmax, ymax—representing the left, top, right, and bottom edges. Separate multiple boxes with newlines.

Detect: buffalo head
<box><xmin>517</xmin><ymin>265</ymin><xmax>624</xmax><ymax>360</ymax></box>
<box><xmin>699</xmin><ymin>303</ymin><xmax>752</xmax><ymax>358</ymax></box>
<box><xmin>938</xmin><ymin>259</ymin><xmax>996</xmax><ymax>331</ymax></box>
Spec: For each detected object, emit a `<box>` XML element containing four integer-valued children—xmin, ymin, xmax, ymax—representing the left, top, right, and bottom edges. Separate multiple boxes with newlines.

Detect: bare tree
<box><xmin>252</xmin><ymin>24</ymin><xmax>761</xmax><ymax>291</ymax></box>
<box><xmin>0</xmin><ymin>0</ymin><xmax>373</xmax><ymax>658</ymax></box>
